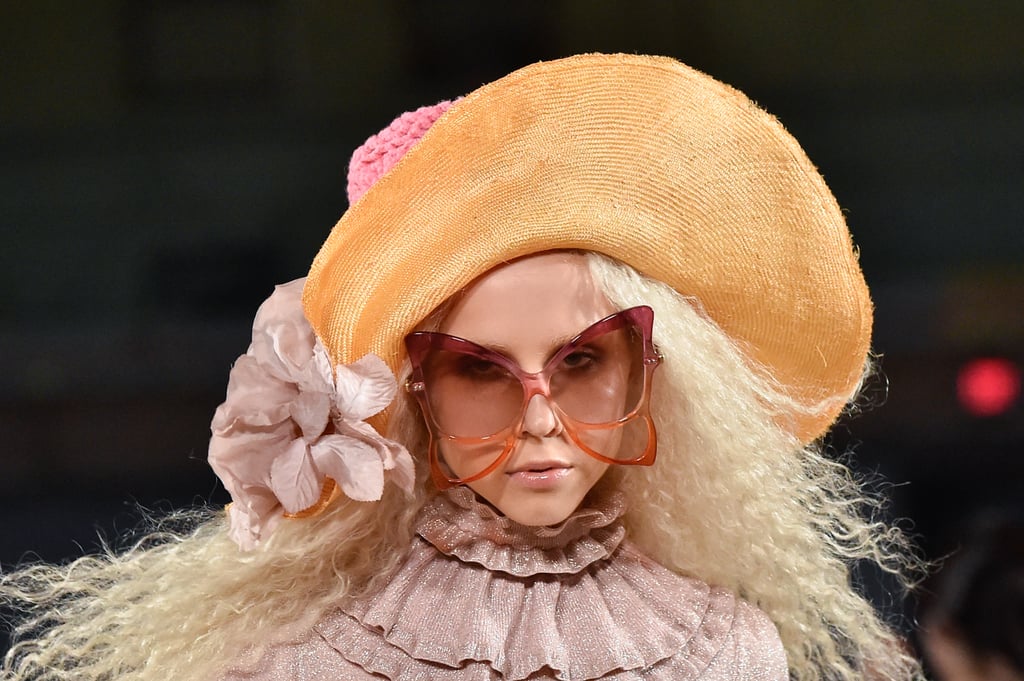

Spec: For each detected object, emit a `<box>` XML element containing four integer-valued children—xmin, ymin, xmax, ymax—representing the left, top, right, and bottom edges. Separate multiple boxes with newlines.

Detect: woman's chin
<box><xmin>476</xmin><ymin>484</ymin><xmax>588</xmax><ymax>527</ymax></box>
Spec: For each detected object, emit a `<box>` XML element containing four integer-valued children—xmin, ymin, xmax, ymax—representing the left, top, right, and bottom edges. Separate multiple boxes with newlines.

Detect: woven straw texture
<box><xmin>303</xmin><ymin>53</ymin><xmax>872</xmax><ymax>443</ymax></box>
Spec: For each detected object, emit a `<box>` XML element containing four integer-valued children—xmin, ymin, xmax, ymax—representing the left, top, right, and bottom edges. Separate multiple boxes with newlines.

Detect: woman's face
<box><xmin>436</xmin><ymin>252</ymin><xmax>618</xmax><ymax>526</ymax></box>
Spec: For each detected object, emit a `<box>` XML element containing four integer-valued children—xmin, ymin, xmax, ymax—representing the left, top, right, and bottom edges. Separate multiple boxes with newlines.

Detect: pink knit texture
<box><xmin>346</xmin><ymin>100</ymin><xmax>455</xmax><ymax>205</ymax></box>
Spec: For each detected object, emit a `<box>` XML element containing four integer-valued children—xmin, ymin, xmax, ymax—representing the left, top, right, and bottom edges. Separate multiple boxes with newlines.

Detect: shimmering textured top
<box><xmin>222</xmin><ymin>488</ymin><xmax>788</xmax><ymax>680</ymax></box>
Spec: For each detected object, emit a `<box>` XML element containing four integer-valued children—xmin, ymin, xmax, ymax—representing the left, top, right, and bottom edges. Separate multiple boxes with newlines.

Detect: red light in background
<box><xmin>957</xmin><ymin>357</ymin><xmax>1021</xmax><ymax>417</ymax></box>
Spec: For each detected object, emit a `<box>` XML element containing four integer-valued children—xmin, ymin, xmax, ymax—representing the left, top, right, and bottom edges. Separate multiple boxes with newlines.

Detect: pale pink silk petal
<box><xmin>387</xmin><ymin>447</ymin><xmax>416</xmax><ymax>495</ymax></box>
<box><xmin>269</xmin><ymin>438</ymin><xmax>324</xmax><ymax>514</ymax></box>
<box><xmin>210</xmin><ymin>428</ymin><xmax>294</xmax><ymax>504</ymax></box>
<box><xmin>334</xmin><ymin>418</ymin><xmax>415</xmax><ymax>494</ymax></box>
<box><xmin>333</xmin><ymin>354</ymin><xmax>398</xmax><ymax>421</ymax></box>
<box><xmin>311</xmin><ymin>436</ymin><xmax>386</xmax><ymax>502</ymax></box>
<box><xmin>249</xmin><ymin>280</ymin><xmax>317</xmax><ymax>382</ymax></box>
<box><xmin>212</xmin><ymin>354</ymin><xmax>297</xmax><ymax>431</ymax></box>
<box><xmin>226</xmin><ymin>494</ymin><xmax>282</xmax><ymax>551</ymax></box>
<box><xmin>290</xmin><ymin>390</ymin><xmax>331</xmax><ymax>442</ymax></box>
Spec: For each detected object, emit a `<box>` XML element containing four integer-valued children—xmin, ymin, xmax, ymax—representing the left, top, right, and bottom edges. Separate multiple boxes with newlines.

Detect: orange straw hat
<box><xmin>303</xmin><ymin>53</ymin><xmax>872</xmax><ymax>444</ymax></box>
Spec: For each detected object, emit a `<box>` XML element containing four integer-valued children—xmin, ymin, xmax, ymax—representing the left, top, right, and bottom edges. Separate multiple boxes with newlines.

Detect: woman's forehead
<box><xmin>438</xmin><ymin>252</ymin><xmax>615</xmax><ymax>348</ymax></box>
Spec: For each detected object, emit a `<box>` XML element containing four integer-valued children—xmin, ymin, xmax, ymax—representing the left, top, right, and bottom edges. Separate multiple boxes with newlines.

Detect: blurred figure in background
<box><xmin>918</xmin><ymin>510</ymin><xmax>1024</xmax><ymax>681</ymax></box>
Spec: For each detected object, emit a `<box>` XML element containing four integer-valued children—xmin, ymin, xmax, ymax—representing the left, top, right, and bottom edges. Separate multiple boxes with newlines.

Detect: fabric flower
<box><xmin>208</xmin><ymin>278</ymin><xmax>415</xmax><ymax>550</ymax></box>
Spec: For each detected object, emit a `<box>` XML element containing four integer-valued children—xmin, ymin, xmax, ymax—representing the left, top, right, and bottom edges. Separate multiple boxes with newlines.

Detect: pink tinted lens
<box><xmin>549</xmin><ymin>323</ymin><xmax>646</xmax><ymax>425</ymax></box>
<box><xmin>419</xmin><ymin>349</ymin><xmax>525</xmax><ymax>438</ymax></box>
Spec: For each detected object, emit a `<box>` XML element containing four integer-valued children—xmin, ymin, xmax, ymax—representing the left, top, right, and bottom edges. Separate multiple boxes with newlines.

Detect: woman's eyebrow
<box><xmin>473</xmin><ymin>331</ymin><xmax>583</xmax><ymax>362</ymax></box>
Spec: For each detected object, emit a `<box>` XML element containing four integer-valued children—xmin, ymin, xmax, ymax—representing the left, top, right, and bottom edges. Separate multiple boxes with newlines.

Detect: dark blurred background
<box><xmin>1</xmin><ymin>0</ymin><xmax>1022</xmax><ymax>645</ymax></box>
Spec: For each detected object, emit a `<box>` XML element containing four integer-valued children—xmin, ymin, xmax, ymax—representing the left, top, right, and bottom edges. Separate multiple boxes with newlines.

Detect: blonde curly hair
<box><xmin>2</xmin><ymin>253</ymin><xmax>923</xmax><ymax>681</ymax></box>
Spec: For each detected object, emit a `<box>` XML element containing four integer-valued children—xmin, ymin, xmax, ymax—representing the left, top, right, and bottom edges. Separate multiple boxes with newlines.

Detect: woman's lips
<box><xmin>507</xmin><ymin>463</ymin><xmax>572</xmax><ymax>487</ymax></box>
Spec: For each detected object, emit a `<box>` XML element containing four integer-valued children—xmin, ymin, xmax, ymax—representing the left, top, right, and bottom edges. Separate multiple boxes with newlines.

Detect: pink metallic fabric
<box><xmin>222</xmin><ymin>488</ymin><xmax>788</xmax><ymax>680</ymax></box>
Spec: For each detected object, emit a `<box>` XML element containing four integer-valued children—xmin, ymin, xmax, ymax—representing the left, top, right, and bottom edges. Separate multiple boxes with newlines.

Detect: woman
<box><xmin>2</xmin><ymin>54</ymin><xmax>923</xmax><ymax>681</ymax></box>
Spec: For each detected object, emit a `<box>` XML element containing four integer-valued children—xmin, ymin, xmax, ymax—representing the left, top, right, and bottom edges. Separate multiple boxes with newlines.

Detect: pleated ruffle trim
<box><xmin>313</xmin><ymin>489</ymin><xmax>750</xmax><ymax>680</ymax></box>
<box><xmin>416</xmin><ymin>486</ymin><xmax>628</xmax><ymax>577</ymax></box>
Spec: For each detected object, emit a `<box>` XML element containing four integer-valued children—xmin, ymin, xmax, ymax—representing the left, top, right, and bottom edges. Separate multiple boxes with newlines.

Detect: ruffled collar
<box><xmin>414</xmin><ymin>486</ymin><xmax>628</xmax><ymax>577</ymax></box>
<box><xmin>312</xmin><ymin>487</ymin><xmax>767</xmax><ymax>680</ymax></box>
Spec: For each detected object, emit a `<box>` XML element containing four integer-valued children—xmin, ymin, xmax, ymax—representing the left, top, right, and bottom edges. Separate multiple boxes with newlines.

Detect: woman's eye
<box><xmin>455</xmin><ymin>357</ymin><xmax>506</xmax><ymax>380</ymax></box>
<box><xmin>562</xmin><ymin>349</ymin><xmax>599</xmax><ymax>370</ymax></box>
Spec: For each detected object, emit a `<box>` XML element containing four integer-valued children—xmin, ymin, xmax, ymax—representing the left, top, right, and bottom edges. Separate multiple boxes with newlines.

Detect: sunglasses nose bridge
<box><xmin>515</xmin><ymin>368</ymin><xmax>563</xmax><ymax>429</ymax></box>
<box><xmin>518</xmin><ymin>369</ymin><xmax>553</xmax><ymax>403</ymax></box>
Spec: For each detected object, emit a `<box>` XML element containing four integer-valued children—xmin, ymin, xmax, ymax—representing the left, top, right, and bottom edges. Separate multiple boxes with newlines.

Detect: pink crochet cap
<box><xmin>347</xmin><ymin>100</ymin><xmax>457</xmax><ymax>205</ymax></box>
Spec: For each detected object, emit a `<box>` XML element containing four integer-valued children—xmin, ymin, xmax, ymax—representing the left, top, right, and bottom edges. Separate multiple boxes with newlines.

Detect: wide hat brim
<box><xmin>303</xmin><ymin>53</ymin><xmax>872</xmax><ymax>443</ymax></box>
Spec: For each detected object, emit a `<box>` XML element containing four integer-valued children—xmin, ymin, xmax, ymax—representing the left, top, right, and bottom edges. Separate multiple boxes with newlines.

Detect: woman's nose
<box><xmin>521</xmin><ymin>393</ymin><xmax>563</xmax><ymax>438</ymax></box>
